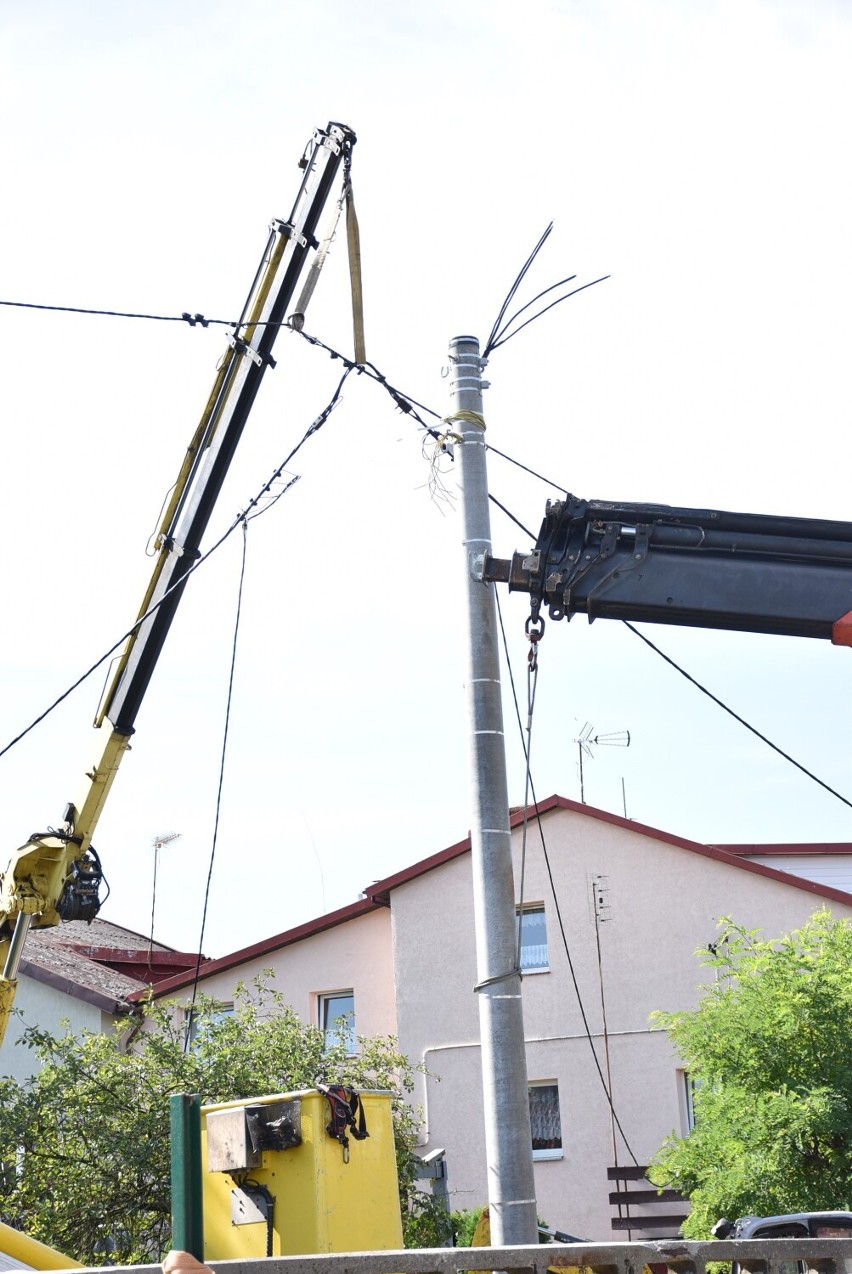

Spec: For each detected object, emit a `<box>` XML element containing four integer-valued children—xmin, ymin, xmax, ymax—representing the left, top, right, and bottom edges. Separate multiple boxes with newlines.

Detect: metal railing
<box><xmin>84</xmin><ymin>1236</ymin><xmax>852</xmax><ymax>1274</ymax></box>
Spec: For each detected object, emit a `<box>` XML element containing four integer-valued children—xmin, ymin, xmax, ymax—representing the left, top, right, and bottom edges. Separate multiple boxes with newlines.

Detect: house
<box><xmin>138</xmin><ymin>796</ymin><xmax>852</xmax><ymax>1240</ymax></box>
<box><xmin>0</xmin><ymin>917</ymin><xmax>201</xmax><ymax>1082</ymax></box>
<box><xmin>714</xmin><ymin>839</ymin><xmax>852</xmax><ymax>895</ymax></box>
<box><xmin>141</xmin><ymin>897</ymin><xmax>396</xmax><ymax>1041</ymax></box>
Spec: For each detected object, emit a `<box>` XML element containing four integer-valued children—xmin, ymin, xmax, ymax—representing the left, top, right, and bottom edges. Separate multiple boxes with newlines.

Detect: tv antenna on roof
<box><xmin>149</xmin><ymin>831</ymin><xmax>182</xmax><ymax>961</ymax></box>
<box><xmin>574</xmin><ymin>724</ymin><xmax>631</xmax><ymax>805</ymax></box>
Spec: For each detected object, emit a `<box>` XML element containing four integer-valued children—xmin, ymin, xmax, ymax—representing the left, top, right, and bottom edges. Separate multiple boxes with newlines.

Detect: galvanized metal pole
<box><xmin>449</xmin><ymin>334</ymin><xmax>538</xmax><ymax>1246</ymax></box>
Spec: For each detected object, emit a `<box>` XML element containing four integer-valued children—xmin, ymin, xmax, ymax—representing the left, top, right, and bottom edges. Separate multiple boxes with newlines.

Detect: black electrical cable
<box><xmin>492</xmin><ymin>273</ymin><xmax>579</xmax><ymax>342</ymax></box>
<box><xmin>488</xmin><ymin>494</ymin><xmax>536</xmax><ymax>540</ymax></box>
<box><xmin>482</xmin><ymin>221</ymin><xmax>609</xmax><ymax>356</ymax></box>
<box><xmin>623</xmin><ymin>621</ymin><xmax>852</xmax><ymax>812</ymax></box>
<box><xmin>293</xmin><ymin>326</ymin><xmax>443</xmax><ymax>437</ymax></box>
<box><xmin>0</xmin><ymin>508</ymin><xmax>247</xmax><ymax>763</ymax></box>
<box><xmin>484</xmin><ymin>224</ymin><xmax>554</xmax><ymax>357</ymax></box>
<box><xmin>297</xmin><ymin>334</ymin><xmax>557</xmax><ymax>552</ymax></box>
<box><xmin>0</xmin><ymin>299</ymin><xmax>234</xmax><ymax>326</ymax></box>
<box><xmin>488</xmin><ymin>276</ymin><xmax>611</xmax><ymax>353</ymax></box>
<box><xmin>0</xmin><ymin>297</ymin><xmax>332</xmax><ymax>329</ymax></box>
<box><xmin>2</xmin><ymin>285</ymin><xmax>586</xmax><ymax>502</ymax></box>
<box><xmin>495</xmin><ymin>590</ymin><xmax>642</xmax><ymax>1167</ymax></box>
<box><xmin>184</xmin><ymin>521</ymin><xmax>248</xmax><ymax>1051</ymax></box>
<box><xmin>0</xmin><ymin>373</ymin><xmax>348</xmax><ymax>764</ymax></box>
<box><xmin>0</xmin><ymin>293</ymin><xmax>447</xmax><ymax>442</ymax></box>
<box><xmin>485</xmin><ymin>444</ymin><xmax>568</xmax><ymax>495</ymax></box>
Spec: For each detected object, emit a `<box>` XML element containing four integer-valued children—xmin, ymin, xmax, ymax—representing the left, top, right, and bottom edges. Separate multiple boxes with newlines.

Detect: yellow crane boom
<box><xmin>0</xmin><ymin>121</ymin><xmax>356</xmax><ymax>1042</ymax></box>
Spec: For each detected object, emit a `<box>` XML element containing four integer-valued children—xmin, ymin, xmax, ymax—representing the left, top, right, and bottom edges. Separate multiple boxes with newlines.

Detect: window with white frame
<box><xmin>528</xmin><ymin>1081</ymin><xmax>562</xmax><ymax>1159</ymax></box>
<box><xmin>516</xmin><ymin>903</ymin><xmax>548</xmax><ymax>972</ymax></box>
<box><xmin>319</xmin><ymin>990</ymin><xmax>356</xmax><ymax>1053</ymax></box>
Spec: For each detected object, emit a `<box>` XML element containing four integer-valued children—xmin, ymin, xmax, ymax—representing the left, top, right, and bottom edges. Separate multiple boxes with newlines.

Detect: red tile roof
<box><xmin>21</xmin><ymin>918</ymin><xmax>203</xmax><ymax>1014</ymax></box>
<box><xmin>137</xmin><ymin>796</ymin><xmax>852</xmax><ymax>999</ymax></box>
<box><xmin>363</xmin><ymin>795</ymin><xmax>852</xmax><ymax>906</ymax></box>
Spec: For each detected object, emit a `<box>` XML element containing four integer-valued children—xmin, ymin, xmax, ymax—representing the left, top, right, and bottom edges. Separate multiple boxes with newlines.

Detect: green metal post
<box><xmin>170</xmin><ymin>1092</ymin><xmax>204</xmax><ymax>1258</ymax></box>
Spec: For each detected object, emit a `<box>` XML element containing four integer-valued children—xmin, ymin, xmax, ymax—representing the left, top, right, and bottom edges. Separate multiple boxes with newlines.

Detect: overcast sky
<box><xmin>1</xmin><ymin>0</ymin><xmax>851</xmax><ymax>958</ymax></box>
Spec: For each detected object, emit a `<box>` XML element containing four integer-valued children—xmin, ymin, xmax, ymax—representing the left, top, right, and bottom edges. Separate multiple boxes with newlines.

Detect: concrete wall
<box><xmin>390</xmin><ymin>806</ymin><xmax>852</xmax><ymax>1240</ymax></box>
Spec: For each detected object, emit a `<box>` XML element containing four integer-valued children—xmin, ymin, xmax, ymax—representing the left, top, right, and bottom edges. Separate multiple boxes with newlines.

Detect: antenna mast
<box><xmin>574</xmin><ymin>725</ymin><xmax>631</xmax><ymax>804</ymax></box>
<box><xmin>149</xmin><ymin>831</ymin><xmax>182</xmax><ymax>961</ymax></box>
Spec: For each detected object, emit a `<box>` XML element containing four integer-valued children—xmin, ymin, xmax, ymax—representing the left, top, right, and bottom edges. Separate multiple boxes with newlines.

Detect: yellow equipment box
<box><xmin>201</xmin><ymin>1088</ymin><xmax>403</xmax><ymax>1258</ymax></box>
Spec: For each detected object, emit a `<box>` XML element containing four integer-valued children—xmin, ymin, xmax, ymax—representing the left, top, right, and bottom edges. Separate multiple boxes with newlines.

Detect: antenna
<box><xmin>149</xmin><ymin>831</ymin><xmax>182</xmax><ymax>962</ymax></box>
<box><xmin>574</xmin><ymin>724</ymin><xmax>631</xmax><ymax>804</ymax></box>
<box><xmin>591</xmin><ymin>875</ymin><xmax>621</xmax><ymax>1185</ymax></box>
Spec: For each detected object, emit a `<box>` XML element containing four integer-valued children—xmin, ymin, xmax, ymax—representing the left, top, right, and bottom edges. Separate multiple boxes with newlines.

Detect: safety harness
<box><xmin>316</xmin><ymin>1083</ymin><xmax>369</xmax><ymax>1162</ymax></box>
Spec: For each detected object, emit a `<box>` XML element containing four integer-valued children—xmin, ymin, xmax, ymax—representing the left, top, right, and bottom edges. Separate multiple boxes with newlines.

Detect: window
<box><xmin>319</xmin><ymin>990</ymin><xmax>356</xmax><ymax>1053</ymax></box>
<box><xmin>185</xmin><ymin>1001</ymin><xmax>234</xmax><ymax>1047</ymax></box>
<box><xmin>528</xmin><ymin>1081</ymin><xmax>562</xmax><ymax>1159</ymax></box>
<box><xmin>516</xmin><ymin>904</ymin><xmax>548</xmax><ymax>972</ymax></box>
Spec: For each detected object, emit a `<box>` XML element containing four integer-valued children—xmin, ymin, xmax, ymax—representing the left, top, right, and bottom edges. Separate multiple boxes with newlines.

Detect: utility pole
<box><xmin>449</xmin><ymin>334</ymin><xmax>538</xmax><ymax>1247</ymax></box>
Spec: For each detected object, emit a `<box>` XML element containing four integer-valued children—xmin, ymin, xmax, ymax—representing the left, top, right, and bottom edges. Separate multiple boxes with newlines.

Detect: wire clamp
<box><xmin>181</xmin><ymin>312</ymin><xmax>209</xmax><ymax>328</ymax></box>
<box><xmin>229</xmin><ymin>335</ymin><xmax>276</xmax><ymax>370</ymax></box>
<box><xmin>277</xmin><ymin>220</ymin><xmax>317</xmax><ymax>250</ymax></box>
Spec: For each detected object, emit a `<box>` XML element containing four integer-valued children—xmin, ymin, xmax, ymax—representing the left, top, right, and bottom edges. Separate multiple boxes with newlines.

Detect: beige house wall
<box><xmin>165</xmin><ymin>906</ymin><xmax>396</xmax><ymax>1042</ymax></box>
<box><xmin>1</xmin><ymin>976</ymin><xmax>117</xmax><ymax>1082</ymax></box>
<box><xmin>390</xmin><ymin>806</ymin><xmax>852</xmax><ymax>1239</ymax></box>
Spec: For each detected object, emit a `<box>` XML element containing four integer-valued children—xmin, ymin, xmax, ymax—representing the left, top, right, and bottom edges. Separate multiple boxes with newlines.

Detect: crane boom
<box><xmin>487</xmin><ymin>493</ymin><xmax>852</xmax><ymax>644</ymax></box>
<box><xmin>0</xmin><ymin>121</ymin><xmax>356</xmax><ymax>1039</ymax></box>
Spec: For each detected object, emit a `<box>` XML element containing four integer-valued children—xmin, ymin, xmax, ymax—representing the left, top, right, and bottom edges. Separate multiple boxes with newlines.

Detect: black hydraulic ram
<box><xmin>485</xmin><ymin>494</ymin><xmax>852</xmax><ymax>646</ymax></box>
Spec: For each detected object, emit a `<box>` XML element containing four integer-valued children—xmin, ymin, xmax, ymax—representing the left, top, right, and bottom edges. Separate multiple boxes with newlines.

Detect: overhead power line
<box><xmin>494</xmin><ymin>590</ymin><xmax>641</xmax><ymax>1167</ymax></box>
<box><xmin>623</xmin><ymin>620</ymin><xmax>852</xmax><ymax>812</ymax></box>
<box><xmin>1</xmin><ymin>287</ymin><xmax>580</xmax><ymax>498</ymax></box>
<box><xmin>484</xmin><ymin>443</ymin><xmax>568</xmax><ymax>495</ymax></box>
<box><xmin>0</xmin><ymin>289</ymin><xmax>449</xmax><ymax>441</ymax></box>
<box><xmin>0</xmin><ymin>368</ymin><xmax>351</xmax><ymax>764</ymax></box>
<box><xmin>0</xmin><ymin>298</ymin><xmax>235</xmax><ymax>326</ymax></box>
<box><xmin>185</xmin><ymin>521</ymin><xmax>249</xmax><ymax>1050</ymax></box>
<box><xmin>8</xmin><ymin>284</ymin><xmax>846</xmax><ymax>823</ymax></box>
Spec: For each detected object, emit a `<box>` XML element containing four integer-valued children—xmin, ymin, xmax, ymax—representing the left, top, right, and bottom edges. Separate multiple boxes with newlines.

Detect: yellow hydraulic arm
<box><xmin>0</xmin><ymin>121</ymin><xmax>356</xmax><ymax>1042</ymax></box>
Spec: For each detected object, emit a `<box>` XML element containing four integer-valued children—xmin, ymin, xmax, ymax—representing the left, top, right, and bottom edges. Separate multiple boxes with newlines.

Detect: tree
<box><xmin>0</xmin><ymin>979</ymin><xmax>441</xmax><ymax>1263</ymax></box>
<box><xmin>649</xmin><ymin>910</ymin><xmax>852</xmax><ymax>1237</ymax></box>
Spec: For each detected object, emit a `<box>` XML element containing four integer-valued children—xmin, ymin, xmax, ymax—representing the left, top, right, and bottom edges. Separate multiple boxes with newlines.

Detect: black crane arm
<box><xmin>486</xmin><ymin>494</ymin><xmax>852</xmax><ymax>646</ymax></box>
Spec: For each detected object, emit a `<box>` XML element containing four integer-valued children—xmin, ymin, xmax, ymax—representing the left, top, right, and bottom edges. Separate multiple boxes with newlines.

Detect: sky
<box><xmin>1</xmin><ymin>0</ymin><xmax>851</xmax><ymax>959</ymax></box>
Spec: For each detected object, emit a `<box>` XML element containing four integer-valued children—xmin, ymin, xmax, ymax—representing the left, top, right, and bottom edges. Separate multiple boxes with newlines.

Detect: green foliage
<box><xmin>649</xmin><ymin>911</ymin><xmax>852</xmax><ymax>1237</ymax></box>
<box><xmin>450</xmin><ymin>1205</ymin><xmax>486</xmax><ymax>1247</ymax></box>
<box><xmin>0</xmin><ymin>979</ymin><xmax>430</xmax><ymax>1263</ymax></box>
